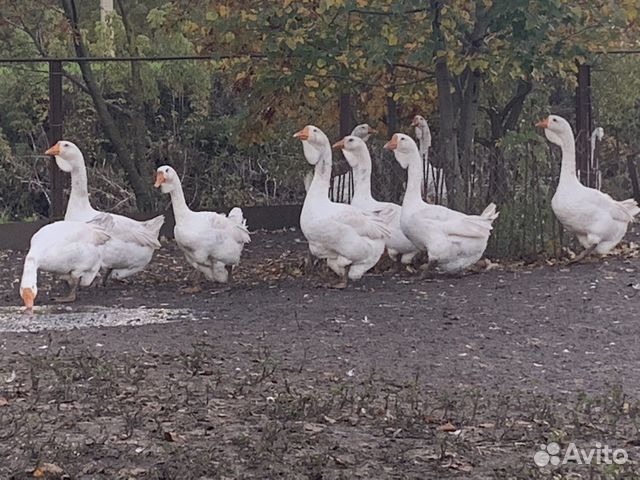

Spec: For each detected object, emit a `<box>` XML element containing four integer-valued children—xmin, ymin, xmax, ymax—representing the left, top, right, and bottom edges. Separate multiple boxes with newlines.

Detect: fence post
<box><xmin>628</xmin><ymin>154</ymin><xmax>640</xmax><ymax>203</ymax></box>
<box><xmin>575</xmin><ymin>62</ymin><xmax>593</xmax><ymax>187</ymax></box>
<box><xmin>47</xmin><ymin>60</ymin><xmax>65</xmax><ymax>219</ymax></box>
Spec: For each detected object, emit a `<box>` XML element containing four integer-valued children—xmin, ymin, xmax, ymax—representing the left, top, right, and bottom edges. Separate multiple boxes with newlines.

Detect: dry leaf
<box><xmin>0</xmin><ymin>396</ymin><xmax>8</xmax><ymax>407</ymax></box>
<box><xmin>437</xmin><ymin>421</ymin><xmax>457</xmax><ymax>432</ymax></box>
<box><xmin>303</xmin><ymin>422</ymin><xmax>325</xmax><ymax>433</ymax></box>
<box><xmin>323</xmin><ymin>415</ymin><xmax>337</xmax><ymax>424</ymax></box>
<box><xmin>33</xmin><ymin>463</ymin><xmax>65</xmax><ymax>478</ymax></box>
<box><xmin>333</xmin><ymin>453</ymin><xmax>356</xmax><ymax>465</ymax></box>
<box><xmin>478</xmin><ymin>422</ymin><xmax>495</xmax><ymax>429</ymax></box>
<box><xmin>163</xmin><ymin>431</ymin><xmax>185</xmax><ymax>443</ymax></box>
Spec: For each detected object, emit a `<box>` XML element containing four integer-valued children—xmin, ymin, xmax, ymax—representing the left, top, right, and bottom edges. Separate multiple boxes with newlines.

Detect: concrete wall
<box><xmin>0</xmin><ymin>204</ymin><xmax>302</xmax><ymax>251</ymax></box>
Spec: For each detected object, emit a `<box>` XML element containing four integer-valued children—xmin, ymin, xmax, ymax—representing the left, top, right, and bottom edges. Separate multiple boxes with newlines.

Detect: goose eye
<box><xmin>63</xmin><ymin>142</ymin><xmax>69</xmax><ymax>147</ymax></box>
<box><xmin>348</xmin><ymin>138</ymin><xmax>354</xmax><ymax>142</ymax></box>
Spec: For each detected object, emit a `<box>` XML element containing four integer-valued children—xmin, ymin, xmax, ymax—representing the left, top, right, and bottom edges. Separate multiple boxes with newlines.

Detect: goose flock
<box><xmin>17</xmin><ymin>114</ymin><xmax>640</xmax><ymax>310</ymax></box>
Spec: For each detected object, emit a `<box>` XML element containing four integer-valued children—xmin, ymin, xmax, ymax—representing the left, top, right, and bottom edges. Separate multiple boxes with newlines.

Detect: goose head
<box><xmin>411</xmin><ymin>115</ymin><xmax>428</xmax><ymax>128</ymax></box>
<box><xmin>332</xmin><ymin>135</ymin><xmax>368</xmax><ymax>169</ymax></box>
<box><xmin>384</xmin><ymin>133</ymin><xmax>419</xmax><ymax>169</ymax></box>
<box><xmin>45</xmin><ymin>140</ymin><xmax>84</xmax><ymax>173</ymax></box>
<box><xmin>20</xmin><ymin>286</ymin><xmax>36</xmax><ymax>312</ymax></box>
<box><xmin>154</xmin><ymin>165</ymin><xmax>180</xmax><ymax>194</ymax></box>
<box><xmin>350</xmin><ymin>123</ymin><xmax>377</xmax><ymax>142</ymax></box>
<box><xmin>536</xmin><ymin>115</ymin><xmax>573</xmax><ymax>147</ymax></box>
<box><xmin>293</xmin><ymin>125</ymin><xmax>330</xmax><ymax>165</ymax></box>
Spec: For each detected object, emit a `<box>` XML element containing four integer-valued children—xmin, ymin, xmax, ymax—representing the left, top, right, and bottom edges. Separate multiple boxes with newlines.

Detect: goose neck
<box><xmin>168</xmin><ymin>181</ymin><xmax>191</xmax><ymax>220</ymax></box>
<box><xmin>403</xmin><ymin>155</ymin><xmax>424</xmax><ymax>206</ymax></box>
<box><xmin>66</xmin><ymin>163</ymin><xmax>93</xmax><ymax>216</ymax></box>
<box><xmin>558</xmin><ymin>135</ymin><xmax>578</xmax><ymax>184</ymax></box>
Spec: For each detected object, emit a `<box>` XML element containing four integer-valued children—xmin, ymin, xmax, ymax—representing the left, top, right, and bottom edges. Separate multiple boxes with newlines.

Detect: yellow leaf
<box><xmin>304</xmin><ymin>77</ymin><xmax>320</xmax><ymax>88</ymax></box>
<box><xmin>335</xmin><ymin>53</ymin><xmax>348</xmax><ymax>66</ymax></box>
<box><xmin>33</xmin><ymin>464</ymin><xmax>65</xmax><ymax>478</ymax></box>
<box><xmin>241</xmin><ymin>10</ymin><xmax>258</xmax><ymax>22</ymax></box>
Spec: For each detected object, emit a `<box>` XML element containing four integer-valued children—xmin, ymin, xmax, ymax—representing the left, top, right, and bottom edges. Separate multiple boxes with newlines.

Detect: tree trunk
<box><xmin>339</xmin><ymin>93</ymin><xmax>353</xmax><ymax>137</ymax></box>
<box><xmin>486</xmin><ymin>79</ymin><xmax>532</xmax><ymax>203</ymax></box>
<box><xmin>431</xmin><ymin>1</ymin><xmax>464</xmax><ymax>209</ymax></box>
<box><xmin>60</xmin><ymin>0</ymin><xmax>153</xmax><ymax>212</ymax></box>
<box><xmin>384</xmin><ymin>65</ymin><xmax>407</xmax><ymax>203</ymax></box>
<box><xmin>458</xmin><ymin>67</ymin><xmax>482</xmax><ymax>208</ymax></box>
<box><xmin>117</xmin><ymin>0</ymin><xmax>151</xmax><ymax>185</ymax></box>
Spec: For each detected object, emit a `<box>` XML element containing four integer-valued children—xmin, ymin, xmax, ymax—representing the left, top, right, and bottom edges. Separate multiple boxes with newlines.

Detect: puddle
<box><xmin>0</xmin><ymin>305</ymin><xmax>200</xmax><ymax>332</ymax></box>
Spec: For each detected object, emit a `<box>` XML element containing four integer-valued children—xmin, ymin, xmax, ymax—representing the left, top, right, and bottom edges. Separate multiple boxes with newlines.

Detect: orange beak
<box><xmin>536</xmin><ymin>117</ymin><xmax>550</xmax><ymax>129</ymax></box>
<box><xmin>411</xmin><ymin>116</ymin><xmax>419</xmax><ymax>127</ymax></box>
<box><xmin>21</xmin><ymin>288</ymin><xmax>35</xmax><ymax>311</ymax></box>
<box><xmin>383</xmin><ymin>134</ymin><xmax>399</xmax><ymax>150</ymax></box>
<box><xmin>332</xmin><ymin>138</ymin><xmax>346</xmax><ymax>150</ymax></box>
<box><xmin>367</xmin><ymin>126</ymin><xmax>377</xmax><ymax>135</ymax></box>
<box><xmin>45</xmin><ymin>142</ymin><xmax>60</xmax><ymax>156</ymax></box>
<box><xmin>154</xmin><ymin>171</ymin><xmax>166</xmax><ymax>188</ymax></box>
<box><xmin>293</xmin><ymin>126</ymin><xmax>310</xmax><ymax>141</ymax></box>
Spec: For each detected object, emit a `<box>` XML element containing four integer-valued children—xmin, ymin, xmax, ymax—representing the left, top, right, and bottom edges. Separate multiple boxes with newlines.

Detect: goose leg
<box><xmin>569</xmin><ymin>244</ymin><xmax>597</xmax><ymax>264</ymax></box>
<box><xmin>304</xmin><ymin>249</ymin><xmax>319</xmax><ymax>275</ymax></box>
<box><xmin>101</xmin><ymin>268</ymin><xmax>113</xmax><ymax>287</ymax></box>
<box><xmin>330</xmin><ymin>265</ymin><xmax>350</xmax><ymax>289</ymax></box>
<box><xmin>181</xmin><ymin>269</ymin><xmax>203</xmax><ymax>294</ymax></box>
<box><xmin>392</xmin><ymin>258</ymin><xmax>402</xmax><ymax>274</ymax></box>
<box><xmin>53</xmin><ymin>277</ymin><xmax>79</xmax><ymax>303</ymax></box>
<box><xmin>225</xmin><ymin>265</ymin><xmax>233</xmax><ymax>283</ymax></box>
<box><xmin>420</xmin><ymin>261</ymin><xmax>436</xmax><ymax>280</ymax></box>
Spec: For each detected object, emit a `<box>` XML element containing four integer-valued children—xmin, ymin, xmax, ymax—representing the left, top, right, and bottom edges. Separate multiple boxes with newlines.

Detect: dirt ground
<box><xmin>1</xmin><ymin>228</ymin><xmax>640</xmax><ymax>479</ymax></box>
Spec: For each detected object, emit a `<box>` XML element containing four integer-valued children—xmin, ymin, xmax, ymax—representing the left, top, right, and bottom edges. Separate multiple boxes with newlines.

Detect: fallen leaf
<box><xmin>437</xmin><ymin>421</ymin><xmax>457</xmax><ymax>432</ymax></box>
<box><xmin>303</xmin><ymin>422</ymin><xmax>325</xmax><ymax>433</ymax></box>
<box><xmin>118</xmin><ymin>467</ymin><xmax>147</xmax><ymax>477</ymax></box>
<box><xmin>33</xmin><ymin>463</ymin><xmax>65</xmax><ymax>478</ymax></box>
<box><xmin>478</xmin><ymin>422</ymin><xmax>495</xmax><ymax>429</ymax></box>
<box><xmin>0</xmin><ymin>396</ymin><xmax>8</xmax><ymax>407</ymax></box>
<box><xmin>163</xmin><ymin>431</ymin><xmax>185</xmax><ymax>443</ymax></box>
<box><xmin>404</xmin><ymin>448</ymin><xmax>439</xmax><ymax>461</ymax></box>
<box><xmin>333</xmin><ymin>453</ymin><xmax>356</xmax><ymax>466</ymax></box>
<box><xmin>323</xmin><ymin>415</ymin><xmax>337</xmax><ymax>424</ymax></box>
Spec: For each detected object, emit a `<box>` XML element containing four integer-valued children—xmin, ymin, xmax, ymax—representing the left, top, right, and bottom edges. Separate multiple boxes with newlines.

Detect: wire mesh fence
<box><xmin>1</xmin><ymin>56</ymin><xmax>639</xmax><ymax>262</ymax></box>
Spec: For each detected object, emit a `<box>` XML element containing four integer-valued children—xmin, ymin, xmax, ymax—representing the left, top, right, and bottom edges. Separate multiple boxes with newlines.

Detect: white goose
<box><xmin>537</xmin><ymin>115</ymin><xmax>639</xmax><ymax>261</ymax></box>
<box><xmin>385</xmin><ymin>133</ymin><xmax>498</xmax><ymax>273</ymax></box>
<box><xmin>351</xmin><ymin>123</ymin><xmax>377</xmax><ymax>142</ymax></box>
<box><xmin>45</xmin><ymin>141</ymin><xmax>165</xmax><ymax>282</ymax></box>
<box><xmin>305</xmin><ymin>123</ymin><xmax>377</xmax><ymax>196</ymax></box>
<box><xmin>294</xmin><ymin>125</ymin><xmax>390</xmax><ymax>287</ymax></box>
<box><xmin>20</xmin><ymin>218</ymin><xmax>113</xmax><ymax>311</ymax></box>
<box><xmin>154</xmin><ymin>165</ymin><xmax>250</xmax><ymax>286</ymax></box>
<box><xmin>412</xmin><ymin>114</ymin><xmax>447</xmax><ymax>204</ymax></box>
<box><xmin>333</xmin><ymin>135</ymin><xmax>419</xmax><ymax>266</ymax></box>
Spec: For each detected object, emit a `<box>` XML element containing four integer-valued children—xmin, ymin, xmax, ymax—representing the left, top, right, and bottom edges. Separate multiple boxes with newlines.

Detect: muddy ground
<box><xmin>1</xmin><ymin>228</ymin><xmax>640</xmax><ymax>479</ymax></box>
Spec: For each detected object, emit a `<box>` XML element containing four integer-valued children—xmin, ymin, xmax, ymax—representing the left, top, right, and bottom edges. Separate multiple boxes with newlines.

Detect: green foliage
<box><xmin>0</xmin><ymin>0</ymin><xmax>638</xmax><ymax>259</ymax></box>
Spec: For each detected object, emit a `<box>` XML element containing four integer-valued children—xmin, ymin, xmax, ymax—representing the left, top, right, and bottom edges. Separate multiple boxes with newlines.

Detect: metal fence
<box><xmin>1</xmin><ymin>55</ymin><xmax>639</xmax><ymax>261</ymax></box>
